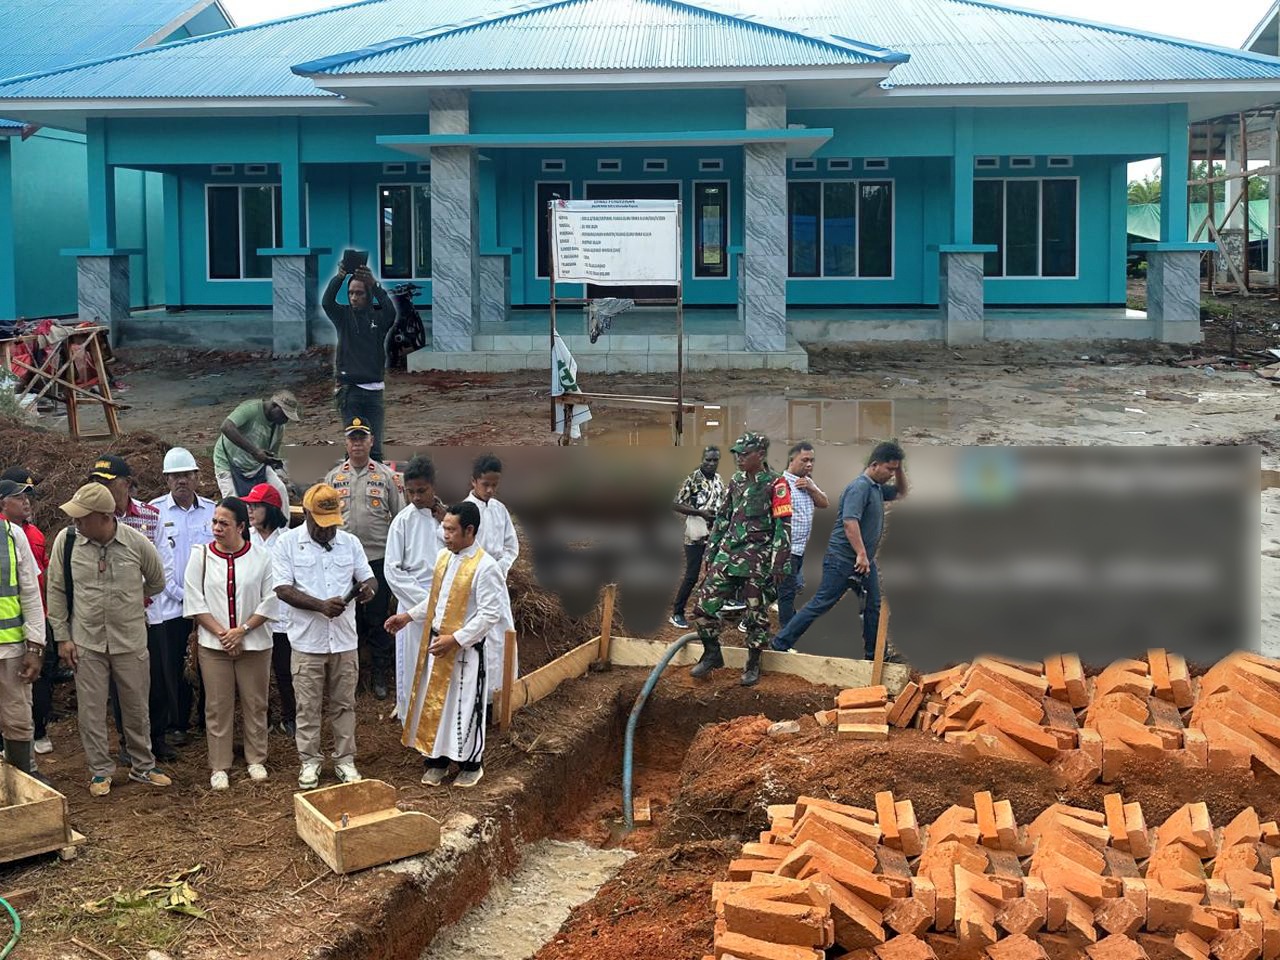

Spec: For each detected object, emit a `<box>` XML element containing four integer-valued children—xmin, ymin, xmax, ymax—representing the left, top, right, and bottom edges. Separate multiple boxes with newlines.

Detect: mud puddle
<box><xmin>419</xmin><ymin>838</ymin><xmax>634</xmax><ymax>960</ymax></box>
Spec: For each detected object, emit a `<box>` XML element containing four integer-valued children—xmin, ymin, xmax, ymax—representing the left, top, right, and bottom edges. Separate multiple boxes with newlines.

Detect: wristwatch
<box><xmin>25</xmin><ymin>642</ymin><xmax>44</xmax><ymax>655</ymax></box>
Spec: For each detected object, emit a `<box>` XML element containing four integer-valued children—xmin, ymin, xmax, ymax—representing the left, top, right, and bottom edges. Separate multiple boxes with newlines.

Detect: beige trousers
<box><xmin>292</xmin><ymin>649</ymin><xmax>358</xmax><ymax>766</ymax></box>
<box><xmin>75</xmin><ymin>646</ymin><xmax>154</xmax><ymax>778</ymax></box>
<box><xmin>199</xmin><ymin>645</ymin><xmax>271</xmax><ymax>772</ymax></box>
<box><xmin>0</xmin><ymin>655</ymin><xmax>34</xmax><ymax>741</ymax></box>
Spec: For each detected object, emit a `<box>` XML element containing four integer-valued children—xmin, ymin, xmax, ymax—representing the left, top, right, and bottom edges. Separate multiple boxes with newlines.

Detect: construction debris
<box><xmin>705</xmin><ymin>793</ymin><xmax>1280</xmax><ymax>960</ymax></box>
<box><xmin>823</xmin><ymin>651</ymin><xmax>1280</xmax><ymax>783</ymax></box>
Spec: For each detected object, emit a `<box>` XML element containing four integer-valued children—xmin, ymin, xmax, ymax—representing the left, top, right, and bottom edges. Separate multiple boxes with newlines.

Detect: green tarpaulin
<box><xmin>1128</xmin><ymin>200</ymin><xmax>1271</xmax><ymax>242</ymax></box>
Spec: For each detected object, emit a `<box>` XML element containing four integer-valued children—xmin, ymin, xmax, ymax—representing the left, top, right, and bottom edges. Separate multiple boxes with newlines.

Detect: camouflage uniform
<box><xmin>691</xmin><ymin>433</ymin><xmax>792</xmax><ymax>654</ymax></box>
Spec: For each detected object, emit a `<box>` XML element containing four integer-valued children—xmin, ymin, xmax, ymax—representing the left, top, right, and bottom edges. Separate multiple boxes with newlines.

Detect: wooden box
<box><xmin>0</xmin><ymin>763</ymin><xmax>84</xmax><ymax>864</ymax></box>
<box><xmin>294</xmin><ymin>779</ymin><xmax>441</xmax><ymax>874</ymax></box>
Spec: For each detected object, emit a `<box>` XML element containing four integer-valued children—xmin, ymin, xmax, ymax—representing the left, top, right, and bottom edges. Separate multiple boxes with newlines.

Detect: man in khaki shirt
<box><xmin>324</xmin><ymin>418</ymin><xmax>403</xmax><ymax>700</ymax></box>
<box><xmin>46</xmin><ymin>483</ymin><xmax>172</xmax><ymax>796</ymax></box>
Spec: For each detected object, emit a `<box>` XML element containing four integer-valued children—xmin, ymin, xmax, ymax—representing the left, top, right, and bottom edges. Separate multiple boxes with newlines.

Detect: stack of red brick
<box><xmin>705</xmin><ymin>791</ymin><xmax>1280</xmax><ymax>960</ymax></box>
<box><xmin>818</xmin><ymin>651</ymin><xmax>1280</xmax><ymax>783</ymax></box>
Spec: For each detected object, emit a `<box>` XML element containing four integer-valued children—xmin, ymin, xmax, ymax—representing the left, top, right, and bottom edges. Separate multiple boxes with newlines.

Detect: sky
<box><xmin>221</xmin><ymin>0</ymin><xmax>1276</xmax><ymax>46</ymax></box>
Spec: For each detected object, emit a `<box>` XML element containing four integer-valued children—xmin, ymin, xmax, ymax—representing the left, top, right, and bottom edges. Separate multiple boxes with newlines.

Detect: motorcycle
<box><xmin>385</xmin><ymin>282</ymin><xmax>427</xmax><ymax>370</ymax></box>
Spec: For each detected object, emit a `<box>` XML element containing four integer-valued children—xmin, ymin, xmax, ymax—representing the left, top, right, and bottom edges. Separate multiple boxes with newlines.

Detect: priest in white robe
<box><xmin>385</xmin><ymin>501</ymin><xmax>510</xmax><ymax>789</ymax></box>
<box><xmin>383</xmin><ymin>456</ymin><xmax>446</xmax><ymax>721</ymax></box>
<box><xmin>466</xmin><ymin>454</ymin><xmax>519</xmax><ymax>706</ymax></box>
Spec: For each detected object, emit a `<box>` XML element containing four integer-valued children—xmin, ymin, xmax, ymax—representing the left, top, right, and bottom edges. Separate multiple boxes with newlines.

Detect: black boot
<box><xmin>4</xmin><ymin>739</ymin><xmax>33</xmax><ymax>776</ymax></box>
<box><xmin>741</xmin><ymin>648</ymin><xmax>762</xmax><ymax>687</ymax></box>
<box><xmin>690</xmin><ymin>638</ymin><xmax>724</xmax><ymax>679</ymax></box>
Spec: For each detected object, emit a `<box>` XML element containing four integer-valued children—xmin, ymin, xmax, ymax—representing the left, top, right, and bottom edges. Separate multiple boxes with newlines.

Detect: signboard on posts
<box><xmin>550</xmin><ymin>199</ymin><xmax>681</xmax><ymax>286</ymax></box>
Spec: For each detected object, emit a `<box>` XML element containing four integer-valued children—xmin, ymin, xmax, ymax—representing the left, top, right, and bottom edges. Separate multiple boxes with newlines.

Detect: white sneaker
<box><xmin>335</xmin><ymin>762</ymin><xmax>361</xmax><ymax>784</ymax></box>
<box><xmin>247</xmin><ymin>763</ymin><xmax>268</xmax><ymax>782</ymax></box>
<box><xmin>298</xmin><ymin>760</ymin><xmax>321</xmax><ymax>790</ymax></box>
<box><xmin>738</xmin><ymin>621</ymin><xmax>749</xmax><ymax>633</ymax></box>
<box><xmin>769</xmin><ymin>603</ymin><xmax>779</xmax><ymax>614</ymax></box>
<box><xmin>210</xmin><ymin>770</ymin><xmax>229</xmax><ymax>791</ymax></box>
<box><xmin>421</xmin><ymin>766</ymin><xmax>450</xmax><ymax>786</ymax></box>
<box><xmin>454</xmin><ymin>767</ymin><xmax>484</xmax><ymax>789</ymax></box>
<box><xmin>33</xmin><ymin>737</ymin><xmax>53</xmax><ymax>755</ymax></box>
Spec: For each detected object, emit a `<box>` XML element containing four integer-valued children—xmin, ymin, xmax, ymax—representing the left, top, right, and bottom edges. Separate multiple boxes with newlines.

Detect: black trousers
<box><xmin>158</xmin><ymin>617</ymin><xmax>195</xmax><ymax>733</ymax></box>
<box><xmin>356</xmin><ymin>559</ymin><xmax>394</xmax><ymax>678</ymax></box>
<box><xmin>424</xmin><ymin>755</ymin><xmax>482</xmax><ymax>772</ymax></box>
<box><xmin>32</xmin><ymin>623</ymin><xmax>58</xmax><ymax>739</ymax></box>
<box><xmin>336</xmin><ymin>385</ymin><xmax>387</xmax><ymax>463</ymax></box>
<box><xmin>271</xmin><ymin>632</ymin><xmax>296</xmax><ymax>723</ymax></box>
<box><xmin>111</xmin><ymin>623</ymin><xmax>167</xmax><ymax>748</ymax></box>
<box><xmin>672</xmin><ymin>541</ymin><xmax>707</xmax><ymax>616</ymax></box>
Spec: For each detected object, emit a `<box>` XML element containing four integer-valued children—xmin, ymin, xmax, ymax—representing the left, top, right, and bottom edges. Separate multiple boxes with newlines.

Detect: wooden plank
<box><xmin>500</xmin><ymin>628</ymin><xmax>517</xmax><ymax>733</ymax></box>
<box><xmin>335</xmin><ymin>811</ymin><xmax>440</xmax><ymax>874</ymax></box>
<box><xmin>295</xmin><ymin>779</ymin><xmax>441</xmax><ymax>874</ymax></box>
<box><xmin>508</xmin><ymin>636</ymin><xmax>600</xmax><ymax>713</ymax></box>
<box><xmin>597</xmin><ymin>583</ymin><xmax>618</xmax><ymax>663</ymax></box>
<box><xmin>0</xmin><ymin>764</ymin><xmax>71</xmax><ymax>864</ymax></box>
<box><xmin>871</xmin><ymin>598</ymin><xmax>889</xmax><ymax>687</ymax></box>
<box><xmin>608</xmin><ymin>636</ymin><xmax>912</xmax><ymax>693</ymax></box>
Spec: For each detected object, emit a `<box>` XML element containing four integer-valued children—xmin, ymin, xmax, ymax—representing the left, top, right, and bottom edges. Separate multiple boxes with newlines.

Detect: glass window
<box><xmin>822</xmin><ymin>182</ymin><xmax>857</xmax><ymax>278</ymax></box>
<box><xmin>242</xmin><ymin>186</ymin><xmax>277</xmax><ymax>280</ymax></box>
<box><xmin>1041</xmin><ymin>179</ymin><xmax>1077</xmax><ymax>278</ymax></box>
<box><xmin>788</xmin><ymin>182</ymin><xmax>821</xmax><ymax>278</ymax></box>
<box><xmin>207</xmin><ymin>186</ymin><xmax>240</xmax><ymax>280</ymax></box>
<box><xmin>379</xmin><ymin>186</ymin><xmax>412</xmax><ymax>280</ymax></box>
<box><xmin>694</xmin><ymin>182</ymin><xmax>728</xmax><ymax>278</ymax></box>
<box><xmin>1005</xmin><ymin>180</ymin><xmax>1040</xmax><ymax>277</ymax></box>
<box><xmin>973</xmin><ymin>180</ymin><xmax>1004</xmax><ymax>278</ymax></box>
<box><xmin>414</xmin><ymin>184</ymin><xmax>432</xmax><ymax>280</ymax></box>
<box><xmin>537</xmin><ymin>181</ymin><xmax>570</xmax><ymax>279</ymax></box>
<box><xmin>858</xmin><ymin>182</ymin><xmax>893</xmax><ymax>278</ymax></box>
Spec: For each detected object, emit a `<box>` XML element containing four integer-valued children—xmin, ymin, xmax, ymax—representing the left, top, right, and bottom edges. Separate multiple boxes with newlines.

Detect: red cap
<box><xmin>241</xmin><ymin>483</ymin><xmax>283</xmax><ymax>509</ymax></box>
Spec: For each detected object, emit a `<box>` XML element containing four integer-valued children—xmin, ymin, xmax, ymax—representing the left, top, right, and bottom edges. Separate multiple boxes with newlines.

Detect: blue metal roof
<box><xmin>295</xmin><ymin>0</ymin><xmax>904</xmax><ymax>75</ymax></box>
<box><xmin>0</xmin><ymin>0</ymin><xmax>1279</xmax><ymax>101</ymax></box>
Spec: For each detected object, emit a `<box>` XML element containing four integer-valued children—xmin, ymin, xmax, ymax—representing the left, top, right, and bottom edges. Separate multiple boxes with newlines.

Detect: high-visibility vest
<box><xmin>0</xmin><ymin>519</ymin><xmax>23</xmax><ymax>644</ymax></box>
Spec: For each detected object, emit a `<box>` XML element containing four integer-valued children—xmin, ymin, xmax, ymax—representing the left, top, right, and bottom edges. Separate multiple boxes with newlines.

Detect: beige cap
<box><xmin>61</xmin><ymin>482</ymin><xmax>117</xmax><ymax>518</ymax></box>
<box><xmin>271</xmin><ymin>390</ymin><xmax>301</xmax><ymax>422</ymax></box>
<box><xmin>302</xmin><ymin>483</ymin><xmax>344</xmax><ymax>528</ymax></box>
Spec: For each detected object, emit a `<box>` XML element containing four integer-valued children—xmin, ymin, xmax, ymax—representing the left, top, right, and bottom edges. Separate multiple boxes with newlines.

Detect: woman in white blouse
<box><xmin>184</xmin><ymin>497</ymin><xmax>277</xmax><ymax>790</ymax></box>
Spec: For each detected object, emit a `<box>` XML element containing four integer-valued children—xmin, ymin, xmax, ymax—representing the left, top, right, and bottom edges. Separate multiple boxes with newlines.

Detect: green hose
<box><xmin>0</xmin><ymin>895</ymin><xmax>19</xmax><ymax>960</ymax></box>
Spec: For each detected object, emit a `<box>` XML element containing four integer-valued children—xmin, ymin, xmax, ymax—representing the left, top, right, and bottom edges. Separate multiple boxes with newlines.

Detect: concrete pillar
<box><xmin>428</xmin><ymin>89</ymin><xmax>479</xmax><ymax>352</ymax></box>
<box><xmin>268</xmin><ymin>254</ymin><xmax>318</xmax><ymax>355</ymax></box>
<box><xmin>1145</xmin><ymin>249</ymin><xmax>1203</xmax><ymax>343</ymax></box>
<box><xmin>939</xmin><ymin>250</ymin><xmax>985</xmax><ymax>346</ymax></box>
<box><xmin>479</xmin><ymin>254</ymin><xmax>509</xmax><ymax>325</ymax></box>
<box><xmin>742</xmin><ymin>85</ymin><xmax>788</xmax><ymax>353</ymax></box>
<box><xmin>76</xmin><ymin>254</ymin><xmax>131</xmax><ymax>346</ymax></box>
<box><xmin>1269</xmin><ymin>117</ymin><xmax>1278</xmax><ymax>279</ymax></box>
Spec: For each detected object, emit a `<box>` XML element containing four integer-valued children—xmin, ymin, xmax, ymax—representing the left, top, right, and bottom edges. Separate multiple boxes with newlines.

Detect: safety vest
<box><xmin>0</xmin><ymin>519</ymin><xmax>23</xmax><ymax>644</ymax></box>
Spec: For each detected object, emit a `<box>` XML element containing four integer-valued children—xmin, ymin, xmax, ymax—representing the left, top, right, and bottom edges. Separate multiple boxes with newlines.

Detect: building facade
<box><xmin>1</xmin><ymin>0</ymin><xmax>1278</xmax><ymax>365</ymax></box>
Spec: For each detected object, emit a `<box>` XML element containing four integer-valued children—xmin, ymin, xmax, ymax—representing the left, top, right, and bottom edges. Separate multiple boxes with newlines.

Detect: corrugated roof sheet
<box><xmin>300</xmin><ymin>0</ymin><xmax>895</xmax><ymax>74</ymax></box>
<box><xmin>2</xmin><ymin>0</ymin><xmax>1280</xmax><ymax>101</ymax></box>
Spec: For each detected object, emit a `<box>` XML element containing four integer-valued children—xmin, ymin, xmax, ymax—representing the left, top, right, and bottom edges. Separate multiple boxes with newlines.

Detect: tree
<box><xmin>1127</xmin><ymin>176</ymin><xmax>1161</xmax><ymax>204</ymax></box>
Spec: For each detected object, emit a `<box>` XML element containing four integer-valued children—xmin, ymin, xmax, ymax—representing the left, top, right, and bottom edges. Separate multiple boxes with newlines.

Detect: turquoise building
<box><xmin>1</xmin><ymin>0</ymin><xmax>1279</xmax><ymax>368</ymax></box>
<box><xmin>0</xmin><ymin>0</ymin><xmax>232</xmax><ymax>321</ymax></box>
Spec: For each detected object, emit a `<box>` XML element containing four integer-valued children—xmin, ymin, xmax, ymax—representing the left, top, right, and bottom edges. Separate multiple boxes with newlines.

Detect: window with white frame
<box><xmin>787</xmin><ymin>180</ymin><xmax>893</xmax><ymax>278</ymax></box>
<box><xmin>973</xmin><ymin>178</ymin><xmax>1078</xmax><ymax>278</ymax></box>
<box><xmin>207</xmin><ymin>184</ymin><xmax>283</xmax><ymax>280</ymax></box>
<box><xmin>378</xmin><ymin>182</ymin><xmax>432</xmax><ymax>280</ymax></box>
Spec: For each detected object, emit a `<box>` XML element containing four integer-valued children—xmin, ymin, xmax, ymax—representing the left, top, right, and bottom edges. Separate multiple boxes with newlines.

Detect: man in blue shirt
<box><xmin>769</xmin><ymin>440</ymin><xmax>907</xmax><ymax>660</ymax></box>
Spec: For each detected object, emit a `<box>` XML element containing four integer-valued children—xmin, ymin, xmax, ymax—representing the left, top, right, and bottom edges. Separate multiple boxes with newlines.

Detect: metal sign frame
<box><xmin>546</xmin><ymin>198</ymin><xmax>690</xmax><ymax>444</ymax></box>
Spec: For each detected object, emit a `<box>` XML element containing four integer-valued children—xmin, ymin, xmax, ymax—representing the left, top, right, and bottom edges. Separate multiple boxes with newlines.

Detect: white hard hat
<box><xmin>162</xmin><ymin>447</ymin><xmax>199</xmax><ymax>474</ymax></box>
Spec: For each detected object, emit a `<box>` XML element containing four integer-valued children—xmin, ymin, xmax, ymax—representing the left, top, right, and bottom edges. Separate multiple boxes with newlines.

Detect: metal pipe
<box><xmin>622</xmin><ymin>630</ymin><xmax>697</xmax><ymax>831</ymax></box>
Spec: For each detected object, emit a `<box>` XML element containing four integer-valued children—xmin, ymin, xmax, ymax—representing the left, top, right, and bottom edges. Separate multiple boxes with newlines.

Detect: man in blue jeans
<box><xmin>770</xmin><ymin>440</ymin><xmax>907</xmax><ymax>659</ymax></box>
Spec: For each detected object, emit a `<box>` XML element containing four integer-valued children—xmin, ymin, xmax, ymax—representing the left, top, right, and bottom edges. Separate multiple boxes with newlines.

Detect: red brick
<box><xmin>910</xmin><ymin>878</ymin><xmax>936</xmax><ymax>920</ymax></box>
<box><xmin>1124</xmin><ymin>803</ymin><xmax>1152</xmax><ymax>859</ymax></box>
<box><xmin>1086</xmin><ymin>692</ymin><xmax>1151</xmax><ymax>726</ymax></box>
<box><xmin>1211</xmin><ymin>929</ymin><xmax>1262</xmax><ymax>960</ymax></box>
<box><xmin>794</xmin><ymin>809</ymin><xmax>881</xmax><ymax>859</ymax></box>
<box><xmin>1224</xmin><ymin>810</ymin><xmax>1264</xmax><ymax>850</ymax></box>
<box><xmin>1214</xmin><ymin>849</ymin><xmax>1265</xmax><ymax>882</ymax></box>
<box><xmin>1095</xmin><ymin>660</ymin><xmax>1155</xmax><ymax>700</ymax></box>
<box><xmin>1199</xmin><ymin>720</ymin><xmax>1271</xmax><ymax>775</ymax></box>
<box><xmin>795</xmin><ymin>797</ymin><xmax>878</xmax><ymax>824</ymax></box>
<box><xmin>1146</xmin><ymin>885</ymin><xmax>1203</xmax><ymax>933</ymax></box>
<box><xmin>882</xmin><ymin>899</ymin><xmax>934</xmax><ymax>938</ymax></box>
<box><xmin>873</xmin><ymin>934</ymin><xmax>937</xmax><ymax>960</ymax></box>
<box><xmin>996</xmin><ymin>896</ymin><xmax>1046</xmax><ymax>937</ymax></box>
<box><xmin>972</xmin><ymin>725</ymin><xmax>1051</xmax><ymax>766</ymax></box>
<box><xmin>730</xmin><ymin>858</ymin><xmax>786</xmax><ymax>879</ymax></box>
<box><xmin>975</xmin><ymin>791</ymin><xmax>999</xmax><ymax>848</ymax></box>
<box><xmin>1221</xmin><ymin>869</ymin><xmax>1273</xmax><ymax>908</ymax></box>
<box><xmin>1033</xmin><ymin>854</ymin><xmax>1116</xmax><ymax>908</ymax></box>
<box><xmin>1149</xmin><ymin>649</ymin><xmax>1173</xmax><ymax>701</ymax></box>
<box><xmin>1100</xmin><ymin>738</ymin><xmax>1137</xmax><ymax>784</ymax></box>
<box><xmin>930</xmin><ymin>805</ymin><xmax>981</xmax><ymax>846</ymax></box>
<box><xmin>1204</xmin><ymin>673</ymin><xmax>1280</xmax><ymax>725</ymax></box>
<box><xmin>973</xmin><ymin>657</ymin><xmax>1049</xmax><ymax>697</ymax></box>
<box><xmin>1104</xmin><ymin>848</ymin><xmax>1141</xmax><ymax>880</ymax></box>
<box><xmin>1120</xmin><ymin>879</ymin><xmax>1148</xmax><ymax>924</ymax></box>
<box><xmin>1095</xmin><ymin>897</ymin><xmax>1145</xmax><ymax>937</ymax></box>
<box><xmin>1156</xmin><ymin>803</ymin><xmax>1216</xmax><ymax>858</ymax></box>
<box><xmin>895</xmin><ymin>801</ymin><xmax>923</xmax><ymax>857</ymax></box>
<box><xmin>920</xmin><ymin>666</ymin><xmax>967</xmax><ymax>694</ymax></box>
<box><xmin>889</xmin><ymin>683</ymin><xmax>925</xmax><ymax>729</ymax></box>
<box><xmin>808</xmin><ymin>872</ymin><xmax>886</xmax><ymax>951</ymax></box>
<box><xmin>1240</xmin><ymin>910</ymin><xmax>1265</xmax><ymax>958</ymax></box>
<box><xmin>1061</xmin><ymin>654</ymin><xmax>1090</xmax><ymax>708</ymax></box>
<box><xmin>735</xmin><ymin>877</ymin><xmax>832</xmax><ymax>912</ymax></box>
<box><xmin>1193</xmin><ymin>695</ymin><xmax>1280</xmax><ymax>753</ymax></box>
<box><xmin>815</xmin><ymin>709</ymin><xmax>838</xmax><ymax>727</ymax></box>
<box><xmin>875</xmin><ymin>792</ymin><xmax>901</xmax><ymax>848</ymax></box>
<box><xmin>838</xmin><ymin>723</ymin><xmax>890</xmax><ymax>741</ymax></box>
<box><xmin>1086</xmin><ymin>933</ymin><xmax>1151</xmax><ymax>960</ymax></box>
<box><xmin>1053</xmin><ymin>747</ymin><xmax>1103</xmax><ymax>787</ymax></box>
<box><xmin>838</xmin><ymin>686</ymin><xmax>889</xmax><ymax>709</ymax></box>
<box><xmin>1174</xmin><ymin>931</ymin><xmax>1213</xmax><ymax>960</ymax></box>
<box><xmin>963</xmin><ymin>666</ymin><xmax>1047</xmax><ymax>722</ymax></box>
<box><xmin>986</xmin><ymin>933</ymin><xmax>1050</xmax><ymax>960</ymax></box>
<box><xmin>1064</xmin><ymin>889</ymin><xmax>1101</xmax><ymax>943</ymax></box>
<box><xmin>1184</xmin><ymin>729</ymin><xmax>1210</xmax><ymax>767</ymax></box>
<box><xmin>713</xmin><ymin>930</ymin><xmax>826</xmax><ymax>960</ymax></box>
<box><xmin>968</xmin><ymin>705</ymin><xmax>1060</xmax><ymax>761</ymax></box>
<box><xmin>721</xmin><ymin>896</ymin><xmax>836</xmax><ymax>949</ymax></box>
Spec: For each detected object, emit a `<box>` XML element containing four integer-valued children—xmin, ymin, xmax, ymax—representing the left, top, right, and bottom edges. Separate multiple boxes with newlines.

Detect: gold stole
<box><xmin>402</xmin><ymin>547</ymin><xmax>487</xmax><ymax>754</ymax></box>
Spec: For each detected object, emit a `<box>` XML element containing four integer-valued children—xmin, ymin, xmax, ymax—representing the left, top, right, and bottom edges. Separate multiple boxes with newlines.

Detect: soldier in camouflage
<box><xmin>689</xmin><ymin>431</ymin><xmax>792</xmax><ymax>687</ymax></box>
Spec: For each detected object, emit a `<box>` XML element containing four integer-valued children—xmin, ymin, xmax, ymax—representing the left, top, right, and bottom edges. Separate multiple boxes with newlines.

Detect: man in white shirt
<box><xmin>464</xmin><ymin>454</ymin><xmax>518</xmax><ymax>707</ymax></box>
<box><xmin>778</xmin><ymin>442</ymin><xmax>829</xmax><ymax>629</ymax></box>
<box><xmin>148</xmin><ymin>447</ymin><xmax>216</xmax><ymax>749</ymax></box>
<box><xmin>385</xmin><ymin>500</ymin><xmax>510</xmax><ymax>790</ymax></box>
<box><xmin>383</xmin><ymin>456</ymin><xmax>446</xmax><ymax>721</ymax></box>
<box><xmin>273</xmin><ymin>483</ymin><xmax>377</xmax><ymax>789</ymax></box>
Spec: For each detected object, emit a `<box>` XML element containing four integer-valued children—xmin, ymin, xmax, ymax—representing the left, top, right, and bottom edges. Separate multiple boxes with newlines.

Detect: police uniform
<box><xmin>689</xmin><ymin>432</ymin><xmax>791</xmax><ymax>686</ymax></box>
<box><xmin>324</xmin><ymin>418</ymin><xmax>405</xmax><ymax>696</ymax></box>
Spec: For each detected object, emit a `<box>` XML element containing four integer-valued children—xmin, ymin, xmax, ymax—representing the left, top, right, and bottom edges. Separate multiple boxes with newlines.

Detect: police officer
<box><xmin>688</xmin><ymin>432</ymin><xmax>792</xmax><ymax>687</ymax></box>
<box><xmin>324</xmin><ymin>418</ymin><xmax>404</xmax><ymax>699</ymax></box>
